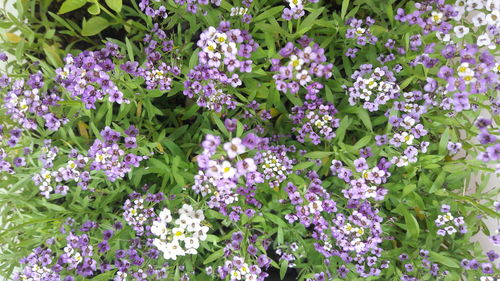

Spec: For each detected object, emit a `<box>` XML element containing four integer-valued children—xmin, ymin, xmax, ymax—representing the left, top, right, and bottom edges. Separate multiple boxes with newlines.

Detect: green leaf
<box><xmin>125</xmin><ymin>37</ymin><xmax>134</xmax><ymax>61</ymax></box>
<box><xmin>341</xmin><ymin>0</ymin><xmax>350</xmax><ymax>19</ymax></box>
<box><xmin>400</xmin><ymin>76</ymin><xmax>414</xmax><ymax>90</ymax></box>
<box><xmin>293</xmin><ymin>161</ymin><xmax>315</xmax><ymax>171</ymax></box>
<box><xmin>87</xmin><ymin>3</ymin><xmax>100</xmax><ymax>15</ymax></box>
<box><xmin>42</xmin><ymin>43</ymin><xmax>62</xmax><ymax>67</ymax></box>
<box><xmin>428</xmin><ymin>251</ymin><xmax>459</xmax><ymax>268</ymax></box>
<box><xmin>438</xmin><ymin>127</ymin><xmax>450</xmax><ymax>155</ymax></box>
<box><xmin>298</xmin><ymin>7</ymin><xmax>324</xmax><ymax>34</ymax></box>
<box><xmin>353</xmin><ymin>135</ymin><xmax>371</xmax><ymax>149</ymax></box>
<box><xmin>105</xmin><ymin>0</ymin><xmax>122</xmax><ymax>13</ymax></box>
<box><xmin>355</xmin><ymin>108</ymin><xmax>372</xmax><ymax>132</ymax></box>
<box><xmin>58</xmin><ymin>0</ymin><xmax>86</xmax><ymax>14</ymax></box>
<box><xmin>81</xmin><ymin>16</ymin><xmax>110</xmax><ymax>36</ymax></box>
<box><xmin>212</xmin><ymin>113</ymin><xmax>230</xmax><ymax>138</ymax></box>
<box><xmin>303</xmin><ymin>151</ymin><xmax>334</xmax><ymax>159</ymax></box>
<box><xmin>280</xmin><ymin>260</ymin><xmax>288</xmax><ymax>280</ymax></box>
<box><xmin>253</xmin><ymin>6</ymin><xmax>284</xmax><ymax>22</ymax></box>
<box><xmin>203</xmin><ymin>249</ymin><xmax>224</xmax><ymax>265</ymax></box>
<box><xmin>277</xmin><ymin>226</ymin><xmax>284</xmax><ymax>244</ymax></box>
<box><xmin>335</xmin><ymin>116</ymin><xmax>350</xmax><ymax>143</ymax></box>
<box><xmin>403</xmin><ymin>210</ymin><xmax>419</xmax><ymax>239</ymax></box>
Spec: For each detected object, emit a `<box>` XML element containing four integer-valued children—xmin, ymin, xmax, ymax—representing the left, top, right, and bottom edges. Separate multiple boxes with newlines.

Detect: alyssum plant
<box><xmin>0</xmin><ymin>0</ymin><xmax>499</xmax><ymax>280</ymax></box>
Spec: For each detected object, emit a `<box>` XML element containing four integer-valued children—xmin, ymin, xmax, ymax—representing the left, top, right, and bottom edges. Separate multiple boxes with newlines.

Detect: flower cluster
<box><xmin>33</xmin><ymin>126</ymin><xmax>146</xmax><ymax>198</ymax></box>
<box><xmin>255</xmin><ymin>145</ymin><xmax>294</xmax><ymax>189</ymax></box>
<box><xmin>346</xmin><ymin>65</ymin><xmax>400</xmax><ymax>112</ymax></box>
<box><xmin>13</xmin><ymin>247</ymin><xmax>59</xmax><ymax>281</ymax></box>
<box><xmin>271</xmin><ymin>37</ymin><xmax>333</xmax><ymax>97</ymax></box>
<box><xmin>475</xmin><ymin>117</ymin><xmax>499</xmax><ymax>171</ymax></box>
<box><xmin>397</xmin><ymin>250</ymin><xmax>449</xmax><ymax>281</ymax></box>
<box><xmin>196</xmin><ymin>25</ymin><xmax>258</xmax><ymax>72</ymax></box>
<box><xmin>183</xmin><ymin>23</ymin><xmax>258</xmax><ymax>111</ymax></box>
<box><xmin>56</xmin><ymin>42</ymin><xmax>127</xmax><ymax>109</ymax></box>
<box><xmin>434</xmin><ymin>205</ymin><xmax>467</xmax><ymax>236</ymax></box>
<box><xmin>192</xmin><ymin>134</ymin><xmax>265</xmax><ymax>212</ymax></box>
<box><xmin>345</xmin><ymin>17</ymin><xmax>378</xmax><ymax>46</ymax></box>
<box><xmin>88</xmin><ymin>126</ymin><xmax>146</xmax><ymax>182</ymax></box>
<box><xmin>290</xmin><ymin>98</ymin><xmax>340</xmax><ymax>144</ymax></box>
<box><xmin>121</xmin><ymin>25</ymin><xmax>180</xmax><ymax>91</ymax></box>
<box><xmin>184</xmin><ymin>65</ymin><xmax>238</xmax><ymax>111</ymax></box>
<box><xmin>230</xmin><ymin>5</ymin><xmax>252</xmax><ymax>24</ymax></box>
<box><xmin>213</xmin><ymin>231</ymin><xmax>271</xmax><ymax>281</ymax></box>
<box><xmin>123</xmin><ymin>191</ymin><xmax>164</xmax><ymax>236</ymax></box>
<box><xmin>282</xmin><ymin>0</ymin><xmax>318</xmax><ymax>20</ymax></box>
<box><xmin>275</xmin><ymin>242</ymin><xmax>302</xmax><ymax>268</ymax></box>
<box><xmin>151</xmin><ymin>204</ymin><xmax>209</xmax><ymax>260</ymax></box>
<box><xmin>2</xmin><ymin>73</ymin><xmax>67</xmax><ymax>131</ymax></box>
<box><xmin>331</xmin><ymin>157</ymin><xmax>390</xmax><ymax>202</ymax></box>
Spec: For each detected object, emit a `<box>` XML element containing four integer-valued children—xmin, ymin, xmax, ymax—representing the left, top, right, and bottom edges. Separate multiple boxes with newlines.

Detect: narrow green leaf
<box><xmin>293</xmin><ymin>161</ymin><xmax>315</xmax><ymax>171</ymax></box>
<box><xmin>253</xmin><ymin>6</ymin><xmax>284</xmax><ymax>22</ymax></box>
<box><xmin>428</xmin><ymin>252</ymin><xmax>459</xmax><ymax>268</ymax></box>
<box><xmin>280</xmin><ymin>260</ymin><xmax>288</xmax><ymax>280</ymax></box>
<box><xmin>105</xmin><ymin>0</ymin><xmax>122</xmax><ymax>13</ymax></box>
<box><xmin>58</xmin><ymin>0</ymin><xmax>86</xmax><ymax>14</ymax></box>
<box><xmin>341</xmin><ymin>0</ymin><xmax>350</xmax><ymax>19</ymax></box>
<box><xmin>438</xmin><ymin>127</ymin><xmax>450</xmax><ymax>155</ymax></box>
<box><xmin>303</xmin><ymin>151</ymin><xmax>334</xmax><ymax>159</ymax></box>
<box><xmin>203</xmin><ymin>249</ymin><xmax>224</xmax><ymax>265</ymax></box>
<box><xmin>81</xmin><ymin>16</ymin><xmax>110</xmax><ymax>36</ymax></box>
<box><xmin>125</xmin><ymin>37</ymin><xmax>134</xmax><ymax>61</ymax></box>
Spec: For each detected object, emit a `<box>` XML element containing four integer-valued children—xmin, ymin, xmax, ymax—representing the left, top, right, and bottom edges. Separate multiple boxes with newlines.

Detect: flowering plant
<box><xmin>0</xmin><ymin>0</ymin><xmax>499</xmax><ymax>280</ymax></box>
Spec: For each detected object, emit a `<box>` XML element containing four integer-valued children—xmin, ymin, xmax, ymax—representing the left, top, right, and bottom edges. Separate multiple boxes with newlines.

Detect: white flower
<box><xmin>486</xmin><ymin>9</ymin><xmax>500</xmax><ymax>25</ymax></box>
<box><xmin>436</xmin><ymin>31</ymin><xmax>451</xmax><ymax>42</ymax></box>
<box><xmin>296</xmin><ymin>70</ymin><xmax>311</xmax><ymax>86</ymax></box>
<box><xmin>355</xmin><ymin>27</ymin><xmax>366</xmax><ymax>36</ymax></box>
<box><xmin>402</xmin><ymin>116</ymin><xmax>415</xmax><ymax>128</ymax></box>
<box><xmin>289</xmin><ymin>55</ymin><xmax>304</xmax><ymax>70</ymax></box>
<box><xmin>466</xmin><ymin>0</ymin><xmax>483</xmax><ymax>11</ymax></box>
<box><xmin>64</xmin><ymin>246</ymin><xmax>74</xmax><ymax>256</ymax></box>
<box><xmin>220</xmin><ymin>161</ymin><xmax>236</xmax><ymax>179</ymax></box>
<box><xmin>430</xmin><ymin>11</ymin><xmax>443</xmax><ymax>23</ymax></box>
<box><xmin>223</xmin><ymin>138</ymin><xmax>246</xmax><ymax>159</ymax></box>
<box><xmin>308</xmin><ymin>200</ymin><xmax>323</xmax><ymax>213</ymax></box>
<box><xmin>230</xmin><ymin>270</ymin><xmax>242</xmax><ymax>280</ymax></box>
<box><xmin>171</xmin><ymin>227</ymin><xmax>185</xmax><ymax>241</ymax></box>
<box><xmin>203</xmin><ymin>41</ymin><xmax>217</xmax><ymax>53</ymax></box>
<box><xmin>480</xmin><ymin>276</ymin><xmax>494</xmax><ymax>281</ymax></box>
<box><xmin>159</xmin><ymin>208</ymin><xmax>172</xmax><ymax>223</ymax></box>
<box><xmin>445</xmin><ymin>226</ymin><xmax>457</xmax><ymax>235</ymax></box>
<box><xmin>206</xmin><ymin>26</ymin><xmax>218</xmax><ymax>38</ymax></box>
<box><xmin>151</xmin><ymin>221</ymin><xmax>169</xmax><ymax>238</ymax></box>
<box><xmin>485</xmin><ymin>0</ymin><xmax>500</xmax><ymax>11</ymax></box>
<box><xmin>73</xmin><ymin>252</ymin><xmax>83</xmax><ymax>264</ymax></box>
<box><xmin>453</xmin><ymin>25</ymin><xmax>469</xmax><ymax>38</ymax></box>
<box><xmin>471</xmin><ymin>12</ymin><xmax>487</xmax><ymax>26</ymax></box>
<box><xmin>230</xmin><ymin>7</ymin><xmax>237</xmax><ymax>16</ymax></box>
<box><xmin>175</xmin><ymin>214</ymin><xmax>192</xmax><ymax>229</ymax></box>
<box><xmin>184</xmin><ymin>237</ymin><xmax>200</xmax><ymax>249</ymax></box>
<box><xmin>215</xmin><ymin>33</ymin><xmax>227</xmax><ymax>44</ymax></box>
<box><xmin>192</xmin><ymin>209</ymin><xmax>205</xmax><ymax>221</ymax></box>
<box><xmin>351</xmin><ymin>238</ymin><xmax>365</xmax><ymax>253</ymax></box>
<box><xmin>477</xmin><ymin>33</ymin><xmax>492</xmax><ymax>47</ymax></box>
<box><xmin>179</xmin><ymin>204</ymin><xmax>194</xmax><ymax>217</ymax></box>
<box><xmin>238</xmin><ymin>7</ymin><xmax>248</xmax><ymax>15</ymax></box>
<box><xmin>288</xmin><ymin>0</ymin><xmax>302</xmax><ymax>8</ymax></box>
<box><xmin>193</xmin><ymin>225</ymin><xmax>209</xmax><ymax>240</ymax></box>
<box><xmin>401</xmin><ymin>132</ymin><xmax>414</xmax><ymax>145</ymax></box>
<box><xmin>493</xmin><ymin>63</ymin><xmax>500</xmax><ymax>73</ymax></box>
<box><xmin>457</xmin><ymin>63</ymin><xmax>472</xmax><ymax>77</ymax></box>
<box><xmin>246</xmin><ymin>274</ymin><xmax>258</xmax><ymax>281</ymax></box>
<box><xmin>221</xmin><ymin>42</ymin><xmax>237</xmax><ymax>55</ymax></box>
